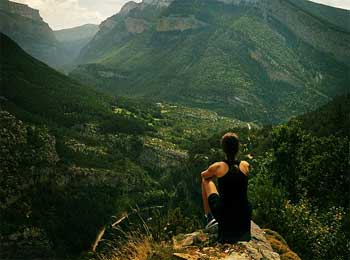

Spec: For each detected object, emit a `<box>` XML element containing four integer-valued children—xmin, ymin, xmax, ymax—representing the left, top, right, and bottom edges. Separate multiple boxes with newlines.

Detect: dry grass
<box><xmin>97</xmin><ymin>234</ymin><xmax>178</xmax><ymax>260</ymax></box>
<box><xmin>263</xmin><ymin>229</ymin><xmax>301</xmax><ymax>260</ymax></box>
<box><xmin>98</xmin><ymin>232</ymin><xmax>153</xmax><ymax>260</ymax></box>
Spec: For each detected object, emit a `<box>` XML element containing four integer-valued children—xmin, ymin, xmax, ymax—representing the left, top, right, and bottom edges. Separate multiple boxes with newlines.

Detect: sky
<box><xmin>12</xmin><ymin>0</ymin><xmax>350</xmax><ymax>30</ymax></box>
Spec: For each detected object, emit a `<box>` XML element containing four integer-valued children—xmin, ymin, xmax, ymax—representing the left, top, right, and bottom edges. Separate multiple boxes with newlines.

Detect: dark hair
<box><xmin>221</xmin><ymin>132</ymin><xmax>240</xmax><ymax>162</ymax></box>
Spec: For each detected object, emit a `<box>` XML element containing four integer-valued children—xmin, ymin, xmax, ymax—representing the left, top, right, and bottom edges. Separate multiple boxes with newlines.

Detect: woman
<box><xmin>201</xmin><ymin>132</ymin><xmax>252</xmax><ymax>243</ymax></box>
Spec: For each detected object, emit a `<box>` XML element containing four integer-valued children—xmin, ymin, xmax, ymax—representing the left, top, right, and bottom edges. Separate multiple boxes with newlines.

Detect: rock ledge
<box><xmin>171</xmin><ymin>222</ymin><xmax>300</xmax><ymax>260</ymax></box>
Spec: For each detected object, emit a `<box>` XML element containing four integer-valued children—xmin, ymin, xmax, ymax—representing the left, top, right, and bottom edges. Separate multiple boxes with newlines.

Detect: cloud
<box><xmin>310</xmin><ymin>0</ymin><xmax>350</xmax><ymax>9</ymax></box>
<box><xmin>11</xmin><ymin>0</ymin><xmax>350</xmax><ymax>30</ymax></box>
<box><xmin>12</xmin><ymin>0</ymin><xmax>106</xmax><ymax>30</ymax></box>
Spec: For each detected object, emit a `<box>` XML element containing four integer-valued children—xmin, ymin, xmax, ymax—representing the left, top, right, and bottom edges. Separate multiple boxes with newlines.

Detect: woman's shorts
<box><xmin>208</xmin><ymin>193</ymin><xmax>223</xmax><ymax>222</ymax></box>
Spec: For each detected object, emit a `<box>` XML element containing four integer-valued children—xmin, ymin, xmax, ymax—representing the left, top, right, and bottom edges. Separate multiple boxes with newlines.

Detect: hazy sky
<box><xmin>12</xmin><ymin>0</ymin><xmax>350</xmax><ymax>30</ymax></box>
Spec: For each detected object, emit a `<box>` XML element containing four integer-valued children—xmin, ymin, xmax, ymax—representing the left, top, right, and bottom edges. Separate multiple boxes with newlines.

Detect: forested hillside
<box><xmin>161</xmin><ymin>93</ymin><xmax>349</xmax><ymax>260</ymax></box>
<box><xmin>71</xmin><ymin>0</ymin><xmax>350</xmax><ymax>123</ymax></box>
<box><xmin>0</xmin><ymin>33</ymin><xmax>249</xmax><ymax>259</ymax></box>
<box><xmin>0</xmin><ymin>0</ymin><xmax>349</xmax><ymax>259</ymax></box>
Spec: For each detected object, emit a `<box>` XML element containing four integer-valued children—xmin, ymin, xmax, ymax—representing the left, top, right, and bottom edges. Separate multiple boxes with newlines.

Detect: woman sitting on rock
<box><xmin>201</xmin><ymin>132</ymin><xmax>252</xmax><ymax>243</ymax></box>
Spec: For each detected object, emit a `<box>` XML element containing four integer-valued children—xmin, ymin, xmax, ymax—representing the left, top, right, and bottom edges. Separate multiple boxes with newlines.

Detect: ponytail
<box><xmin>221</xmin><ymin>132</ymin><xmax>240</xmax><ymax>163</ymax></box>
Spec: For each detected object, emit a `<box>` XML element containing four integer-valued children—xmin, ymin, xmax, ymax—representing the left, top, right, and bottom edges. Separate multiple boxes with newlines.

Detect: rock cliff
<box><xmin>171</xmin><ymin>222</ymin><xmax>301</xmax><ymax>260</ymax></box>
<box><xmin>0</xmin><ymin>0</ymin><xmax>42</xmax><ymax>21</ymax></box>
<box><xmin>120</xmin><ymin>1</ymin><xmax>139</xmax><ymax>16</ymax></box>
<box><xmin>125</xmin><ymin>17</ymin><xmax>149</xmax><ymax>33</ymax></box>
<box><xmin>74</xmin><ymin>0</ymin><xmax>350</xmax><ymax>124</ymax></box>
<box><xmin>0</xmin><ymin>0</ymin><xmax>68</xmax><ymax>67</ymax></box>
<box><xmin>157</xmin><ymin>16</ymin><xmax>207</xmax><ymax>32</ymax></box>
<box><xmin>143</xmin><ymin>0</ymin><xmax>174</xmax><ymax>8</ymax></box>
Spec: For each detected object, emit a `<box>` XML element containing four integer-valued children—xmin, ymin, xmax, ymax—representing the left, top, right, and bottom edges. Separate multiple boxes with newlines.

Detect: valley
<box><xmin>0</xmin><ymin>0</ymin><xmax>349</xmax><ymax>259</ymax></box>
<box><xmin>71</xmin><ymin>0</ymin><xmax>349</xmax><ymax>123</ymax></box>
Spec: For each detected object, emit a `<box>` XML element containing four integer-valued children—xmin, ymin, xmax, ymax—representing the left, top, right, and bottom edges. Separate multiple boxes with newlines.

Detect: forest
<box><xmin>0</xmin><ymin>0</ymin><xmax>350</xmax><ymax>259</ymax></box>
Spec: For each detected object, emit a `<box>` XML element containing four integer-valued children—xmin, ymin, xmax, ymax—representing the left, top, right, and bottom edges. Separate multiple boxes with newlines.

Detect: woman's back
<box><xmin>219</xmin><ymin>160</ymin><xmax>248</xmax><ymax>206</ymax></box>
<box><xmin>217</xmin><ymin>160</ymin><xmax>251</xmax><ymax>243</ymax></box>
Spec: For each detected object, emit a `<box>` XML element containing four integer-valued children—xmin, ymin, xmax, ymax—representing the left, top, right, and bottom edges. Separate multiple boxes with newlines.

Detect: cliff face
<box><xmin>74</xmin><ymin>0</ymin><xmax>349</xmax><ymax>124</ymax></box>
<box><xmin>0</xmin><ymin>0</ymin><xmax>71</xmax><ymax>68</ymax></box>
<box><xmin>125</xmin><ymin>17</ymin><xmax>149</xmax><ymax>33</ymax></box>
<box><xmin>157</xmin><ymin>16</ymin><xmax>207</xmax><ymax>32</ymax></box>
<box><xmin>143</xmin><ymin>0</ymin><xmax>174</xmax><ymax>7</ymax></box>
<box><xmin>99</xmin><ymin>221</ymin><xmax>301</xmax><ymax>260</ymax></box>
<box><xmin>0</xmin><ymin>1</ymin><xmax>42</xmax><ymax>21</ymax></box>
<box><xmin>170</xmin><ymin>222</ymin><xmax>301</xmax><ymax>260</ymax></box>
<box><xmin>217</xmin><ymin>0</ymin><xmax>259</xmax><ymax>5</ymax></box>
<box><xmin>119</xmin><ymin>1</ymin><xmax>139</xmax><ymax>16</ymax></box>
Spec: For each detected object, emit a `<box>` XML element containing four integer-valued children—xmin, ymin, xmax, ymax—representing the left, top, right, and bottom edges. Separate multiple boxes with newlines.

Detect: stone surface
<box><xmin>157</xmin><ymin>16</ymin><xmax>207</xmax><ymax>32</ymax></box>
<box><xmin>143</xmin><ymin>0</ymin><xmax>174</xmax><ymax>8</ymax></box>
<box><xmin>0</xmin><ymin>0</ymin><xmax>42</xmax><ymax>21</ymax></box>
<box><xmin>125</xmin><ymin>17</ymin><xmax>149</xmax><ymax>33</ymax></box>
<box><xmin>0</xmin><ymin>0</ymin><xmax>67</xmax><ymax>67</ymax></box>
<box><xmin>171</xmin><ymin>221</ymin><xmax>288</xmax><ymax>260</ymax></box>
<box><xmin>119</xmin><ymin>1</ymin><xmax>139</xmax><ymax>16</ymax></box>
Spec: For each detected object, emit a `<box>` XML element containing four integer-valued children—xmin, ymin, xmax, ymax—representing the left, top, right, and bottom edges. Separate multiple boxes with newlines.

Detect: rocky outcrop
<box><xmin>0</xmin><ymin>0</ymin><xmax>42</xmax><ymax>21</ymax></box>
<box><xmin>172</xmin><ymin>222</ymin><xmax>300</xmax><ymax>260</ymax></box>
<box><xmin>217</xmin><ymin>0</ymin><xmax>259</xmax><ymax>5</ymax></box>
<box><xmin>0</xmin><ymin>0</ymin><xmax>68</xmax><ymax>68</ymax></box>
<box><xmin>74</xmin><ymin>0</ymin><xmax>350</xmax><ymax>124</ymax></box>
<box><xmin>143</xmin><ymin>0</ymin><xmax>174</xmax><ymax>8</ymax></box>
<box><xmin>157</xmin><ymin>16</ymin><xmax>207</xmax><ymax>32</ymax></box>
<box><xmin>125</xmin><ymin>17</ymin><xmax>149</xmax><ymax>33</ymax></box>
<box><xmin>119</xmin><ymin>1</ymin><xmax>139</xmax><ymax>16</ymax></box>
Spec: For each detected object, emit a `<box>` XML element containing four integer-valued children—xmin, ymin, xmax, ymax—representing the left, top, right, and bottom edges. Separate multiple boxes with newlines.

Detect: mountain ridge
<box><xmin>0</xmin><ymin>0</ymin><xmax>66</xmax><ymax>67</ymax></box>
<box><xmin>0</xmin><ymin>0</ymin><xmax>43</xmax><ymax>21</ymax></box>
<box><xmin>54</xmin><ymin>24</ymin><xmax>99</xmax><ymax>69</ymax></box>
<box><xmin>72</xmin><ymin>0</ymin><xmax>349</xmax><ymax>124</ymax></box>
<box><xmin>0</xmin><ymin>0</ymin><xmax>99</xmax><ymax>69</ymax></box>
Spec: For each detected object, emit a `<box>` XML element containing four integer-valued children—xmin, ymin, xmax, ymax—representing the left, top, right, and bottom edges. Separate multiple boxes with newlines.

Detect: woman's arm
<box><xmin>201</xmin><ymin>162</ymin><xmax>229</xmax><ymax>179</ymax></box>
<box><xmin>239</xmin><ymin>161</ymin><xmax>250</xmax><ymax>176</ymax></box>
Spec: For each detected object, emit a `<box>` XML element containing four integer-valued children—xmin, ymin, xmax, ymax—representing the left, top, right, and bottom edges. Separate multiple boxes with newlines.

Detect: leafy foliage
<box><xmin>0</xmin><ymin>33</ymin><xmax>251</xmax><ymax>259</ymax></box>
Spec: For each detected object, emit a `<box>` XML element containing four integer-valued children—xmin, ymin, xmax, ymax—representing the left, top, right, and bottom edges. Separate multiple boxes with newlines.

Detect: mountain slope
<box><xmin>290</xmin><ymin>0</ymin><xmax>350</xmax><ymax>33</ymax></box>
<box><xmin>0</xmin><ymin>0</ymin><xmax>69</xmax><ymax>67</ymax></box>
<box><xmin>0</xmin><ymin>32</ymin><xmax>253</xmax><ymax>258</ymax></box>
<box><xmin>0</xmin><ymin>32</ymin><xmax>114</xmax><ymax>126</ymax></box>
<box><xmin>54</xmin><ymin>24</ymin><xmax>99</xmax><ymax>68</ymax></box>
<box><xmin>71</xmin><ymin>0</ymin><xmax>349</xmax><ymax>124</ymax></box>
<box><xmin>298</xmin><ymin>93</ymin><xmax>350</xmax><ymax>137</ymax></box>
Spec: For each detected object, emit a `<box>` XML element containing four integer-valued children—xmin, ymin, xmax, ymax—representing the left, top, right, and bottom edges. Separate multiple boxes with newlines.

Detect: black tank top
<box><xmin>217</xmin><ymin>159</ymin><xmax>251</xmax><ymax>243</ymax></box>
<box><xmin>218</xmin><ymin>160</ymin><xmax>248</xmax><ymax>207</ymax></box>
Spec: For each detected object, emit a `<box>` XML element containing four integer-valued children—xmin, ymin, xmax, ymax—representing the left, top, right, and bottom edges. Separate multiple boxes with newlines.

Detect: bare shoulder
<box><xmin>201</xmin><ymin>161</ymin><xmax>228</xmax><ymax>179</ymax></box>
<box><xmin>208</xmin><ymin>161</ymin><xmax>227</xmax><ymax>171</ymax></box>
<box><xmin>213</xmin><ymin>161</ymin><xmax>229</xmax><ymax>178</ymax></box>
<box><xmin>239</xmin><ymin>160</ymin><xmax>250</xmax><ymax>176</ymax></box>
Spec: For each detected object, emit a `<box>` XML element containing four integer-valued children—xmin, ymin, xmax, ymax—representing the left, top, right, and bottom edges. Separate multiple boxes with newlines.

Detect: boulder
<box><xmin>171</xmin><ymin>221</ymin><xmax>299</xmax><ymax>260</ymax></box>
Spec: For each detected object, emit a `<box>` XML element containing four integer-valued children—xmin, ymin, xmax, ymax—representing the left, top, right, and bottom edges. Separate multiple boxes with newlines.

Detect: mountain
<box><xmin>0</xmin><ymin>32</ymin><xmax>119</xmax><ymax>128</ymax></box>
<box><xmin>290</xmin><ymin>0</ymin><xmax>350</xmax><ymax>33</ymax></box>
<box><xmin>54</xmin><ymin>24</ymin><xmax>99</xmax><ymax>68</ymax></box>
<box><xmin>1</xmin><ymin>29</ymin><xmax>347</xmax><ymax>260</ymax></box>
<box><xmin>0</xmin><ymin>0</ymin><xmax>69</xmax><ymax>67</ymax></box>
<box><xmin>0</xmin><ymin>32</ymin><xmax>251</xmax><ymax>258</ymax></box>
<box><xmin>54</xmin><ymin>24</ymin><xmax>99</xmax><ymax>43</ymax></box>
<box><xmin>298</xmin><ymin>93</ymin><xmax>350</xmax><ymax>137</ymax></box>
<box><xmin>71</xmin><ymin>0</ymin><xmax>350</xmax><ymax>124</ymax></box>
